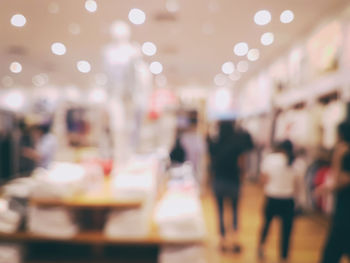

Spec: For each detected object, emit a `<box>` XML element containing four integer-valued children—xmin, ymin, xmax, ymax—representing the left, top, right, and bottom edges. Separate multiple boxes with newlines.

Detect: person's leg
<box><xmin>215</xmin><ymin>194</ymin><xmax>225</xmax><ymax>238</ymax></box>
<box><xmin>280</xmin><ymin>200</ymin><xmax>294</xmax><ymax>261</ymax></box>
<box><xmin>320</xmin><ymin>227</ymin><xmax>345</xmax><ymax>263</ymax></box>
<box><xmin>232</xmin><ymin>185</ymin><xmax>240</xmax><ymax>232</ymax></box>
<box><xmin>260</xmin><ymin>197</ymin><xmax>274</xmax><ymax>245</ymax></box>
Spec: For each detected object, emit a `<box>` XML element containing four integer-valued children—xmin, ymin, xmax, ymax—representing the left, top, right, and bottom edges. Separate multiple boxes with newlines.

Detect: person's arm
<box><xmin>334</xmin><ymin>171</ymin><xmax>350</xmax><ymax>190</ymax></box>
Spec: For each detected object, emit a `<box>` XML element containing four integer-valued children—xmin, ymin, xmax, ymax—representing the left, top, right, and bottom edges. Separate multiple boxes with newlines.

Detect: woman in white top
<box><xmin>258</xmin><ymin>140</ymin><xmax>296</xmax><ymax>263</ymax></box>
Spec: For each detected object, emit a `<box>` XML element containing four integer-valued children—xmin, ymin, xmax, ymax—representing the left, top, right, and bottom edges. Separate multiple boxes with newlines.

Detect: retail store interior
<box><xmin>1</xmin><ymin>0</ymin><xmax>350</xmax><ymax>263</ymax></box>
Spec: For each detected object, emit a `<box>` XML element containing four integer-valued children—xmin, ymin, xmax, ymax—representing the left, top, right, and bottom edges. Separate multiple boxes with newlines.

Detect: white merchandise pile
<box><xmin>0</xmin><ymin>199</ymin><xmax>21</xmax><ymax>234</ymax></box>
<box><xmin>0</xmin><ymin>244</ymin><xmax>23</xmax><ymax>263</ymax></box>
<box><xmin>104</xmin><ymin>157</ymin><xmax>159</xmax><ymax>238</ymax></box>
<box><xmin>158</xmin><ymin>245</ymin><xmax>207</xmax><ymax>263</ymax></box>
<box><xmin>27</xmin><ymin>206</ymin><xmax>78</xmax><ymax>238</ymax></box>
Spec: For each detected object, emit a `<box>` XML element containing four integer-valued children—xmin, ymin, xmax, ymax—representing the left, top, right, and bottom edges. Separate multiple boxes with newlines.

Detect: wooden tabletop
<box><xmin>29</xmin><ymin>179</ymin><xmax>143</xmax><ymax>209</ymax></box>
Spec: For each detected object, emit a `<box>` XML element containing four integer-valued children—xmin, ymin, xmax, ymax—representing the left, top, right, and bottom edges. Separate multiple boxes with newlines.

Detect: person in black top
<box><xmin>207</xmin><ymin>120</ymin><xmax>253</xmax><ymax>252</ymax></box>
<box><xmin>170</xmin><ymin>132</ymin><xmax>186</xmax><ymax>165</ymax></box>
<box><xmin>319</xmin><ymin>121</ymin><xmax>350</xmax><ymax>263</ymax></box>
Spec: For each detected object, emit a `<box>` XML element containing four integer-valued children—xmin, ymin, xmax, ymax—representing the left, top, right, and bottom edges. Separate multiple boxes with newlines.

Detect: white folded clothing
<box><xmin>154</xmin><ymin>192</ymin><xmax>206</xmax><ymax>240</ymax></box>
<box><xmin>31</xmin><ymin>163</ymin><xmax>87</xmax><ymax>200</ymax></box>
<box><xmin>27</xmin><ymin>206</ymin><xmax>78</xmax><ymax>239</ymax></box>
<box><xmin>104</xmin><ymin>201</ymin><xmax>154</xmax><ymax>238</ymax></box>
<box><xmin>0</xmin><ymin>204</ymin><xmax>21</xmax><ymax>234</ymax></box>
<box><xmin>158</xmin><ymin>245</ymin><xmax>207</xmax><ymax>263</ymax></box>
<box><xmin>2</xmin><ymin>177</ymin><xmax>38</xmax><ymax>199</ymax></box>
<box><xmin>0</xmin><ymin>244</ymin><xmax>23</xmax><ymax>263</ymax></box>
<box><xmin>111</xmin><ymin>172</ymin><xmax>156</xmax><ymax>200</ymax></box>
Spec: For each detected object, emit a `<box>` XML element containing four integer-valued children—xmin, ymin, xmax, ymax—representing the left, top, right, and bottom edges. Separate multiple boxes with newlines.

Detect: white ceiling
<box><xmin>0</xmin><ymin>0</ymin><xmax>349</xmax><ymax>89</ymax></box>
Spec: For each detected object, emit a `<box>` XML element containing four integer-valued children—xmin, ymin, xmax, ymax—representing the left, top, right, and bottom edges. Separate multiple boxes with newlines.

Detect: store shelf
<box><xmin>0</xmin><ymin>231</ymin><xmax>204</xmax><ymax>246</ymax></box>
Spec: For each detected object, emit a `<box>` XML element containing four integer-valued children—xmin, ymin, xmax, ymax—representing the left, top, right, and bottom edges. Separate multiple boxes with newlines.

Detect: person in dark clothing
<box><xmin>207</xmin><ymin>120</ymin><xmax>253</xmax><ymax>252</ymax></box>
<box><xmin>319</xmin><ymin>121</ymin><xmax>350</xmax><ymax>263</ymax></box>
<box><xmin>18</xmin><ymin>121</ymin><xmax>36</xmax><ymax>176</ymax></box>
<box><xmin>170</xmin><ymin>133</ymin><xmax>186</xmax><ymax>165</ymax></box>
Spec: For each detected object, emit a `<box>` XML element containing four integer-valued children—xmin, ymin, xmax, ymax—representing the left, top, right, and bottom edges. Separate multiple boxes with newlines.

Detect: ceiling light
<box><xmin>2</xmin><ymin>76</ymin><xmax>14</xmax><ymax>87</ymax></box>
<box><xmin>214</xmin><ymin>73</ymin><xmax>227</xmax><ymax>86</ymax></box>
<box><xmin>68</xmin><ymin>23</ymin><xmax>81</xmax><ymax>35</ymax></box>
<box><xmin>9</xmin><ymin>62</ymin><xmax>22</xmax><ymax>73</ymax></box>
<box><xmin>234</xmin><ymin>42</ymin><xmax>249</xmax><ymax>56</ymax></box>
<box><xmin>32</xmin><ymin>74</ymin><xmax>49</xmax><ymax>87</ymax></box>
<box><xmin>229</xmin><ymin>72</ymin><xmax>241</xmax><ymax>81</ymax></box>
<box><xmin>85</xmin><ymin>0</ymin><xmax>97</xmax><ymax>13</ymax></box>
<box><xmin>254</xmin><ymin>10</ymin><xmax>271</xmax><ymax>26</ymax></box>
<box><xmin>110</xmin><ymin>21</ymin><xmax>130</xmax><ymax>41</ymax></box>
<box><xmin>280</xmin><ymin>10</ymin><xmax>294</xmax><ymax>24</ymax></box>
<box><xmin>95</xmin><ymin>73</ymin><xmax>108</xmax><ymax>86</ymax></box>
<box><xmin>221</xmin><ymin>62</ymin><xmax>235</xmax><ymax>75</ymax></box>
<box><xmin>261</xmin><ymin>32</ymin><xmax>274</xmax><ymax>46</ymax></box>
<box><xmin>149</xmin><ymin>61</ymin><xmax>163</xmax><ymax>75</ymax></box>
<box><xmin>166</xmin><ymin>0</ymin><xmax>180</xmax><ymax>13</ymax></box>
<box><xmin>237</xmin><ymin>61</ymin><xmax>249</xmax><ymax>73</ymax></box>
<box><xmin>89</xmin><ymin>88</ymin><xmax>107</xmax><ymax>103</ymax></box>
<box><xmin>155</xmin><ymin>75</ymin><xmax>167</xmax><ymax>87</ymax></box>
<box><xmin>51</xmin><ymin>42</ymin><xmax>66</xmax><ymax>55</ymax></box>
<box><xmin>3</xmin><ymin>90</ymin><xmax>24</xmax><ymax>111</ymax></box>
<box><xmin>11</xmin><ymin>14</ymin><xmax>26</xmax><ymax>27</ymax></box>
<box><xmin>142</xmin><ymin>42</ymin><xmax>157</xmax><ymax>56</ymax></box>
<box><xmin>77</xmin><ymin>60</ymin><xmax>91</xmax><ymax>73</ymax></box>
<box><xmin>48</xmin><ymin>2</ymin><xmax>60</xmax><ymax>14</ymax></box>
<box><xmin>247</xmin><ymin>49</ymin><xmax>260</xmax><ymax>61</ymax></box>
<box><xmin>128</xmin><ymin>8</ymin><xmax>146</xmax><ymax>25</ymax></box>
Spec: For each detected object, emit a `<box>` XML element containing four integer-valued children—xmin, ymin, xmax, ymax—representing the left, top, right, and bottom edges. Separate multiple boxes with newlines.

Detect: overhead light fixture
<box><xmin>261</xmin><ymin>32</ymin><xmax>274</xmax><ymax>46</ymax></box>
<box><xmin>221</xmin><ymin>62</ymin><xmax>235</xmax><ymax>75</ymax></box>
<box><xmin>128</xmin><ymin>8</ymin><xmax>146</xmax><ymax>25</ymax></box>
<box><xmin>32</xmin><ymin>74</ymin><xmax>49</xmax><ymax>87</ymax></box>
<box><xmin>85</xmin><ymin>0</ymin><xmax>97</xmax><ymax>13</ymax></box>
<box><xmin>77</xmin><ymin>60</ymin><xmax>91</xmax><ymax>73</ymax></box>
<box><xmin>247</xmin><ymin>49</ymin><xmax>260</xmax><ymax>61</ymax></box>
<box><xmin>234</xmin><ymin>42</ymin><xmax>249</xmax><ymax>56</ymax></box>
<box><xmin>229</xmin><ymin>72</ymin><xmax>241</xmax><ymax>81</ymax></box>
<box><xmin>68</xmin><ymin>23</ymin><xmax>81</xmax><ymax>35</ymax></box>
<box><xmin>166</xmin><ymin>0</ymin><xmax>180</xmax><ymax>13</ymax></box>
<box><xmin>9</xmin><ymin>62</ymin><xmax>22</xmax><ymax>73</ymax></box>
<box><xmin>280</xmin><ymin>10</ymin><xmax>294</xmax><ymax>24</ymax></box>
<box><xmin>237</xmin><ymin>61</ymin><xmax>249</xmax><ymax>73</ymax></box>
<box><xmin>149</xmin><ymin>61</ymin><xmax>163</xmax><ymax>75</ymax></box>
<box><xmin>51</xmin><ymin>42</ymin><xmax>66</xmax><ymax>55</ymax></box>
<box><xmin>48</xmin><ymin>2</ymin><xmax>60</xmax><ymax>14</ymax></box>
<box><xmin>11</xmin><ymin>14</ymin><xmax>26</xmax><ymax>27</ymax></box>
<box><xmin>254</xmin><ymin>10</ymin><xmax>271</xmax><ymax>26</ymax></box>
<box><xmin>214</xmin><ymin>73</ymin><xmax>227</xmax><ymax>86</ymax></box>
<box><xmin>142</xmin><ymin>42</ymin><xmax>157</xmax><ymax>56</ymax></box>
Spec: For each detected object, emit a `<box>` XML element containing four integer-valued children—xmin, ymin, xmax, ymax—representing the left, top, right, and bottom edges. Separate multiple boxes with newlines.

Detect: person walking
<box><xmin>319</xmin><ymin>121</ymin><xmax>350</xmax><ymax>263</ymax></box>
<box><xmin>207</xmin><ymin>120</ymin><xmax>253</xmax><ymax>252</ymax></box>
<box><xmin>258</xmin><ymin>140</ymin><xmax>296</xmax><ymax>263</ymax></box>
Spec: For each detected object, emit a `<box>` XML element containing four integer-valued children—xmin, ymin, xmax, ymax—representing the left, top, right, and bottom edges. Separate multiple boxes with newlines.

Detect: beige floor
<box><xmin>202</xmin><ymin>182</ymin><xmax>335</xmax><ymax>263</ymax></box>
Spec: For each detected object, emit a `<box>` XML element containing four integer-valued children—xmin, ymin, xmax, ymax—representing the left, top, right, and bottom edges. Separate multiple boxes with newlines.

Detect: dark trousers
<box><xmin>215</xmin><ymin>185</ymin><xmax>240</xmax><ymax>237</ymax></box>
<box><xmin>259</xmin><ymin>197</ymin><xmax>295</xmax><ymax>260</ymax></box>
<box><xmin>321</xmin><ymin>224</ymin><xmax>350</xmax><ymax>263</ymax></box>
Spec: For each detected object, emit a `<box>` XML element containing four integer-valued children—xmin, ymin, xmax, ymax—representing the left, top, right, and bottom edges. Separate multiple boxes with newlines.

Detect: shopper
<box><xmin>170</xmin><ymin>132</ymin><xmax>186</xmax><ymax>165</ymax></box>
<box><xmin>18</xmin><ymin>120</ymin><xmax>36</xmax><ymax>176</ymax></box>
<box><xmin>258</xmin><ymin>140</ymin><xmax>296</xmax><ymax>263</ymax></box>
<box><xmin>319</xmin><ymin>121</ymin><xmax>350</xmax><ymax>263</ymax></box>
<box><xmin>22</xmin><ymin>123</ymin><xmax>57</xmax><ymax>169</ymax></box>
<box><xmin>207</xmin><ymin>120</ymin><xmax>253</xmax><ymax>252</ymax></box>
<box><xmin>180</xmin><ymin>110</ymin><xmax>206</xmax><ymax>187</ymax></box>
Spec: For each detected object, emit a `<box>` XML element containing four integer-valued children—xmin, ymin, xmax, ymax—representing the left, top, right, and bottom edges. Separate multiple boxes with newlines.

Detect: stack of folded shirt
<box><xmin>0</xmin><ymin>244</ymin><xmax>23</xmax><ymax>263</ymax></box>
<box><xmin>27</xmin><ymin>205</ymin><xmax>78</xmax><ymax>238</ymax></box>
<box><xmin>154</xmin><ymin>191</ymin><xmax>206</xmax><ymax>240</ymax></box>
<box><xmin>0</xmin><ymin>199</ymin><xmax>21</xmax><ymax>234</ymax></box>
<box><xmin>105</xmin><ymin>165</ymin><xmax>157</xmax><ymax>238</ymax></box>
<box><xmin>158</xmin><ymin>245</ymin><xmax>207</xmax><ymax>263</ymax></box>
